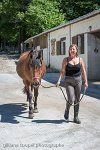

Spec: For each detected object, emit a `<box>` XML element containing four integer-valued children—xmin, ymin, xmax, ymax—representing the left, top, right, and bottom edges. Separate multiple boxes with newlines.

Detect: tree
<box><xmin>0</xmin><ymin>0</ymin><xmax>100</xmax><ymax>50</ymax></box>
<box><xmin>25</xmin><ymin>0</ymin><xmax>65</xmax><ymax>37</ymax></box>
<box><xmin>0</xmin><ymin>0</ymin><xmax>65</xmax><ymax>49</ymax></box>
<box><xmin>0</xmin><ymin>0</ymin><xmax>31</xmax><ymax>45</ymax></box>
<box><xmin>58</xmin><ymin>0</ymin><xmax>100</xmax><ymax>21</ymax></box>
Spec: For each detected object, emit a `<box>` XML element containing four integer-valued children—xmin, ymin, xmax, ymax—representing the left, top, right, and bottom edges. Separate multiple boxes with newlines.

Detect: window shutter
<box><xmin>63</xmin><ymin>42</ymin><xmax>65</xmax><ymax>55</ymax></box>
<box><xmin>81</xmin><ymin>35</ymin><xmax>84</xmax><ymax>54</ymax></box>
<box><xmin>56</xmin><ymin>41</ymin><xmax>61</xmax><ymax>55</ymax></box>
<box><xmin>51</xmin><ymin>39</ymin><xmax>56</xmax><ymax>55</ymax></box>
<box><xmin>72</xmin><ymin>36</ymin><xmax>78</xmax><ymax>45</ymax></box>
<box><xmin>78</xmin><ymin>34</ymin><xmax>84</xmax><ymax>54</ymax></box>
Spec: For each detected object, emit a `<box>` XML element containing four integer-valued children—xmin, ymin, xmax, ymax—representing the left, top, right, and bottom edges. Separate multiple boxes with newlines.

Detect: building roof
<box><xmin>24</xmin><ymin>9</ymin><xmax>100</xmax><ymax>43</ymax></box>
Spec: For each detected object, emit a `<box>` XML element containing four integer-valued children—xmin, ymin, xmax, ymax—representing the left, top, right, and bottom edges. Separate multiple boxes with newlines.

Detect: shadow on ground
<box><xmin>0</xmin><ymin>103</ymin><xmax>27</xmax><ymax>124</ymax></box>
<box><xmin>32</xmin><ymin>119</ymin><xmax>67</xmax><ymax>124</ymax></box>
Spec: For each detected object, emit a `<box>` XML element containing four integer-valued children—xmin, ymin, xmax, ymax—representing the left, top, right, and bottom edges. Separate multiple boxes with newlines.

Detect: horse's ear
<box><xmin>30</xmin><ymin>54</ymin><xmax>33</xmax><ymax>59</ymax></box>
<box><xmin>37</xmin><ymin>51</ymin><xmax>42</xmax><ymax>59</ymax></box>
<box><xmin>29</xmin><ymin>51</ymin><xmax>33</xmax><ymax>59</ymax></box>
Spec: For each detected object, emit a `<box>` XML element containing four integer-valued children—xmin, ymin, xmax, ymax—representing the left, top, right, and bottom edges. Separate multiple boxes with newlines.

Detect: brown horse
<box><xmin>16</xmin><ymin>50</ymin><xmax>46</xmax><ymax>119</ymax></box>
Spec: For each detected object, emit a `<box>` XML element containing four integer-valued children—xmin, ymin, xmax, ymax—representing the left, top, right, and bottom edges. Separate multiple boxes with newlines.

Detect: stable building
<box><xmin>24</xmin><ymin>9</ymin><xmax>100</xmax><ymax>80</ymax></box>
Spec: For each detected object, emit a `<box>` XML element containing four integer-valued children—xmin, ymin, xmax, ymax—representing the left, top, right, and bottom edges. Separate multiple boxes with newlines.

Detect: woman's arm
<box><xmin>56</xmin><ymin>58</ymin><xmax>67</xmax><ymax>86</ymax></box>
<box><xmin>80</xmin><ymin>58</ymin><xmax>88</xmax><ymax>88</ymax></box>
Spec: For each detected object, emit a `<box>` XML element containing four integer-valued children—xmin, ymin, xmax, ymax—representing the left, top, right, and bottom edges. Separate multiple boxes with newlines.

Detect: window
<box><xmin>56</xmin><ymin>41</ymin><xmax>61</xmax><ymax>55</ymax></box>
<box><xmin>61</xmin><ymin>37</ymin><xmax>66</xmax><ymax>55</ymax></box>
<box><xmin>56</xmin><ymin>37</ymin><xmax>66</xmax><ymax>55</ymax></box>
<box><xmin>72</xmin><ymin>34</ymin><xmax>84</xmax><ymax>54</ymax></box>
<box><xmin>72</xmin><ymin>36</ymin><xmax>78</xmax><ymax>45</ymax></box>
<box><xmin>78</xmin><ymin>35</ymin><xmax>84</xmax><ymax>54</ymax></box>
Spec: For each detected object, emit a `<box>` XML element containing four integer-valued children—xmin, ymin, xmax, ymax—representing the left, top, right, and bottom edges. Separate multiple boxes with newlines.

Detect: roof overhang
<box><xmin>24</xmin><ymin>9</ymin><xmax>100</xmax><ymax>43</ymax></box>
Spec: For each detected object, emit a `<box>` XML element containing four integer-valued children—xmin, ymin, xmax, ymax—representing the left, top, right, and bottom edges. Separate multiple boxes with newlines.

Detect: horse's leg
<box><xmin>27</xmin><ymin>92</ymin><xmax>29</xmax><ymax>101</ymax></box>
<box><xmin>31</xmin><ymin>83</ymin><xmax>35</xmax><ymax>102</ymax></box>
<box><xmin>23</xmin><ymin>81</ymin><xmax>29</xmax><ymax>102</ymax></box>
<box><xmin>28</xmin><ymin>85</ymin><xmax>34</xmax><ymax>119</ymax></box>
<box><xmin>33</xmin><ymin>87</ymin><xmax>39</xmax><ymax>113</ymax></box>
<box><xmin>24</xmin><ymin>81</ymin><xmax>34</xmax><ymax>119</ymax></box>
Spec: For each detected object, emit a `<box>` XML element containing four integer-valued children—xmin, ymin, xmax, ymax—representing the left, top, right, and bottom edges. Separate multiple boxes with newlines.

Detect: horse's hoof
<box><xmin>29</xmin><ymin>113</ymin><xmax>34</xmax><ymax>119</ymax></box>
<box><xmin>33</xmin><ymin>108</ymin><xmax>39</xmax><ymax>113</ymax></box>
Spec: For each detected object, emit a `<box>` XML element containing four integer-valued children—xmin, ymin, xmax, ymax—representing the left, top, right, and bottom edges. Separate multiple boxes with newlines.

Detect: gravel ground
<box><xmin>0</xmin><ymin>54</ymin><xmax>17</xmax><ymax>73</ymax></box>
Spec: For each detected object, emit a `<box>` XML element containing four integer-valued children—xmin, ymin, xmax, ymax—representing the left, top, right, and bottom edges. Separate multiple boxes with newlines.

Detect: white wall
<box><xmin>71</xmin><ymin>14</ymin><xmax>100</xmax><ymax>37</ymax></box>
<box><xmin>49</xmin><ymin>26</ymin><xmax>70</xmax><ymax>70</ymax></box>
<box><xmin>79</xmin><ymin>33</ymin><xmax>88</xmax><ymax>74</ymax></box>
<box><xmin>71</xmin><ymin>14</ymin><xmax>100</xmax><ymax>76</ymax></box>
<box><xmin>48</xmin><ymin>14</ymin><xmax>100</xmax><ymax>72</ymax></box>
<box><xmin>43</xmin><ymin>48</ymin><xmax>48</xmax><ymax>66</ymax></box>
<box><xmin>88</xmin><ymin>34</ymin><xmax>100</xmax><ymax>80</ymax></box>
<box><xmin>42</xmin><ymin>13</ymin><xmax>100</xmax><ymax>80</ymax></box>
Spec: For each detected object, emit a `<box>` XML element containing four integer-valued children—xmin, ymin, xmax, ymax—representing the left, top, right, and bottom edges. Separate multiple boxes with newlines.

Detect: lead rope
<box><xmin>41</xmin><ymin>84</ymin><xmax>87</xmax><ymax>106</ymax></box>
<box><xmin>59</xmin><ymin>86</ymin><xmax>86</xmax><ymax>106</ymax></box>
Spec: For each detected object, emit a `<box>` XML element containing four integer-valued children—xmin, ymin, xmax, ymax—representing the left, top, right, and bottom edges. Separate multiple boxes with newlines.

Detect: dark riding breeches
<box><xmin>65</xmin><ymin>75</ymin><xmax>82</xmax><ymax>105</ymax></box>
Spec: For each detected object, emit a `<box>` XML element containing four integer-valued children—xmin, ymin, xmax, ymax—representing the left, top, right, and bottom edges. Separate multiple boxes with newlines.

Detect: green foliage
<box><xmin>0</xmin><ymin>0</ymin><xmax>31</xmax><ymax>43</ymax></box>
<box><xmin>58</xmin><ymin>0</ymin><xmax>100</xmax><ymax>21</ymax></box>
<box><xmin>25</xmin><ymin>0</ymin><xmax>65</xmax><ymax>36</ymax></box>
<box><xmin>0</xmin><ymin>0</ymin><xmax>64</xmax><ymax>43</ymax></box>
<box><xmin>0</xmin><ymin>0</ymin><xmax>100</xmax><ymax>45</ymax></box>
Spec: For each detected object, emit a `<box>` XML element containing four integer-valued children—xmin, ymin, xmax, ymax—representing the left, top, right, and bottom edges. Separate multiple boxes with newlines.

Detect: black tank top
<box><xmin>65</xmin><ymin>58</ymin><xmax>81</xmax><ymax>77</ymax></box>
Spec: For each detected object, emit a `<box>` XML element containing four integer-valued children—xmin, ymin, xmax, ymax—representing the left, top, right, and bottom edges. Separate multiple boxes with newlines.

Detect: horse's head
<box><xmin>29</xmin><ymin>50</ymin><xmax>46</xmax><ymax>88</ymax></box>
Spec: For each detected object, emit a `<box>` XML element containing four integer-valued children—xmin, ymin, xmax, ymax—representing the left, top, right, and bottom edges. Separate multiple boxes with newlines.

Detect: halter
<box><xmin>32</xmin><ymin>76</ymin><xmax>41</xmax><ymax>88</ymax></box>
<box><xmin>30</xmin><ymin>49</ymin><xmax>43</xmax><ymax>88</ymax></box>
<box><xmin>32</xmin><ymin>76</ymin><xmax>40</xmax><ymax>81</ymax></box>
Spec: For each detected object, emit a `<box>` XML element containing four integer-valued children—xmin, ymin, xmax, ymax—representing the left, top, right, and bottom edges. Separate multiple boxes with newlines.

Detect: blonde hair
<box><xmin>69</xmin><ymin>44</ymin><xmax>78</xmax><ymax>57</ymax></box>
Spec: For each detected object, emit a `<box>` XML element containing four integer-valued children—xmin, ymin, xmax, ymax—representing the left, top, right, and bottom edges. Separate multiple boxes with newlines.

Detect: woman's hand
<box><xmin>84</xmin><ymin>81</ymin><xmax>88</xmax><ymax>88</ymax></box>
<box><xmin>56</xmin><ymin>81</ymin><xmax>60</xmax><ymax>87</ymax></box>
<box><xmin>56</xmin><ymin>58</ymin><xmax>66</xmax><ymax>87</ymax></box>
<box><xmin>80</xmin><ymin>58</ymin><xmax>88</xmax><ymax>89</ymax></box>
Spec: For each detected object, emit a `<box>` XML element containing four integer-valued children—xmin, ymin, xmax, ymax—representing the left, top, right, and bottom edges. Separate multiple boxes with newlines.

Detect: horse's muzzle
<box><xmin>32</xmin><ymin>77</ymin><xmax>40</xmax><ymax>88</ymax></box>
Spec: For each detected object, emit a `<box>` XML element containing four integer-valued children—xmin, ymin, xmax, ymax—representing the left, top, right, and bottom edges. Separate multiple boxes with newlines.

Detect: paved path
<box><xmin>43</xmin><ymin>73</ymin><xmax>100</xmax><ymax>99</ymax></box>
<box><xmin>0</xmin><ymin>73</ymin><xmax>100</xmax><ymax>150</ymax></box>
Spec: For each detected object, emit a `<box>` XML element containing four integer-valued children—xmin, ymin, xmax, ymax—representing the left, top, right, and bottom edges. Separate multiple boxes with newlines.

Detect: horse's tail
<box><xmin>22</xmin><ymin>86</ymin><xmax>27</xmax><ymax>94</ymax></box>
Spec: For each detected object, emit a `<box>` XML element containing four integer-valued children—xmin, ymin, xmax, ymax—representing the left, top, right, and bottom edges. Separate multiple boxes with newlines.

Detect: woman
<box><xmin>56</xmin><ymin>44</ymin><xmax>88</xmax><ymax>124</ymax></box>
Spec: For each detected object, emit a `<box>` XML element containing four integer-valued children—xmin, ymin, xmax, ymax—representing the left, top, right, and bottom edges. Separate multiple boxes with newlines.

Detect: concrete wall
<box><xmin>25</xmin><ymin>12</ymin><xmax>100</xmax><ymax>80</ymax></box>
<box><xmin>33</xmin><ymin>13</ymin><xmax>100</xmax><ymax>80</ymax></box>
<box><xmin>47</xmin><ymin>14</ymin><xmax>100</xmax><ymax>76</ymax></box>
<box><xmin>88</xmin><ymin>34</ymin><xmax>100</xmax><ymax>80</ymax></box>
<box><xmin>49</xmin><ymin>26</ymin><xmax>70</xmax><ymax>70</ymax></box>
<box><xmin>71</xmin><ymin>14</ymin><xmax>100</xmax><ymax>37</ymax></box>
<box><xmin>43</xmin><ymin>48</ymin><xmax>48</xmax><ymax>66</ymax></box>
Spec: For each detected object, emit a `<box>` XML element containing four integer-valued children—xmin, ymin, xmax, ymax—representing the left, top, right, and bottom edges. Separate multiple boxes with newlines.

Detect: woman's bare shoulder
<box><xmin>63</xmin><ymin>57</ymin><xmax>68</xmax><ymax>61</ymax></box>
<box><xmin>63</xmin><ymin>57</ymin><xmax>68</xmax><ymax>63</ymax></box>
<box><xmin>79</xmin><ymin>57</ymin><xmax>84</xmax><ymax>64</ymax></box>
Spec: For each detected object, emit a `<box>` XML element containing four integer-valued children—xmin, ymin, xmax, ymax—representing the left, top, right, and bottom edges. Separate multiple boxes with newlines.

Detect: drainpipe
<box><xmin>48</xmin><ymin>32</ymin><xmax>50</xmax><ymax>68</ymax></box>
<box><xmin>69</xmin><ymin>24</ymin><xmax>71</xmax><ymax>45</ymax></box>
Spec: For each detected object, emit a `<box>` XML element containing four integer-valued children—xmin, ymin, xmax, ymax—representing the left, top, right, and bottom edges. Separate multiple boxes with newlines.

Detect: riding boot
<box><xmin>74</xmin><ymin>103</ymin><xmax>81</xmax><ymax>124</ymax></box>
<box><xmin>64</xmin><ymin>103</ymin><xmax>70</xmax><ymax>122</ymax></box>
